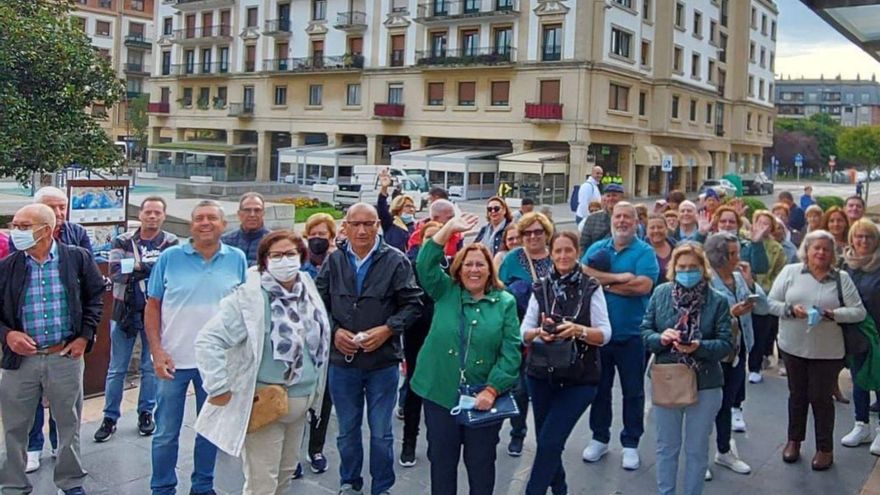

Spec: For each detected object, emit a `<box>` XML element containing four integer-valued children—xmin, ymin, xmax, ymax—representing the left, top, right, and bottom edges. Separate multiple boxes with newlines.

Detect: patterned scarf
<box><xmin>260</xmin><ymin>272</ymin><xmax>331</xmax><ymax>386</ymax></box>
<box><xmin>671</xmin><ymin>280</ymin><xmax>707</xmax><ymax>367</ymax></box>
<box><xmin>517</xmin><ymin>248</ymin><xmax>552</xmax><ymax>282</ymax></box>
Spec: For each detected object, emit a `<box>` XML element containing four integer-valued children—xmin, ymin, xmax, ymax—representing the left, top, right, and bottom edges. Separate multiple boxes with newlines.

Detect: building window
<box><xmin>758</xmin><ymin>115</ymin><xmax>763</xmax><ymax>132</ymax></box>
<box><xmin>308</xmin><ymin>84</ymin><xmax>323</xmax><ymax>106</ymax></box>
<box><xmin>219</xmin><ymin>47</ymin><xmax>229</xmax><ymax>72</ymax></box>
<box><xmin>610</xmin><ymin>28</ymin><xmax>632</xmax><ymax>59</ymax></box>
<box><xmin>95</xmin><ymin>21</ymin><xmax>111</xmax><ymax>37</ymax></box>
<box><xmin>675</xmin><ymin>2</ymin><xmax>685</xmax><ymax>29</ymax></box>
<box><xmin>673</xmin><ymin>46</ymin><xmax>683</xmax><ymax>73</ymax></box>
<box><xmin>759</xmin><ymin>79</ymin><xmax>765</xmax><ymax>100</ymax></box>
<box><xmin>390</xmin><ymin>34</ymin><xmax>405</xmax><ymax>66</ymax></box>
<box><xmin>541</xmin><ymin>24</ymin><xmax>562</xmax><ymax>61</ymax></box>
<box><xmin>313</xmin><ymin>0</ymin><xmax>327</xmax><ymax>21</ymax></box>
<box><xmin>246</xmin><ymin>7</ymin><xmax>258</xmax><ymax>28</ymax></box>
<box><xmin>748</xmin><ymin>75</ymin><xmax>754</xmax><ymax>96</ymax></box>
<box><xmin>198</xmin><ymin>87</ymin><xmax>210</xmax><ymax>108</ymax></box>
<box><xmin>642</xmin><ymin>0</ymin><xmax>651</xmax><ymax>21</ymax></box>
<box><xmin>491</xmin><ymin>81</ymin><xmax>509</xmax><ymax>106</ymax></box>
<box><xmin>162</xmin><ymin>17</ymin><xmax>173</xmax><ymax>36</ymax></box>
<box><xmin>388</xmin><ymin>83</ymin><xmax>404</xmax><ymax>104</ymax></box>
<box><xmin>749</xmin><ymin>42</ymin><xmax>756</xmax><ymax>62</ymax></box>
<box><xmin>274</xmin><ymin>85</ymin><xmax>287</xmax><ymax>106</ymax></box>
<box><xmin>346</xmin><ymin>83</ymin><xmax>361</xmax><ymax>106</ymax></box>
<box><xmin>709</xmin><ymin>20</ymin><xmax>717</xmax><ymax>44</ymax></box>
<box><xmin>614</xmin><ymin>0</ymin><xmax>633</xmax><ymax>8</ymax></box>
<box><xmin>160</xmin><ymin>87</ymin><xmax>171</xmax><ymax>104</ymax></box>
<box><xmin>243</xmin><ymin>86</ymin><xmax>255</xmax><ymax>110</ymax></box>
<box><xmin>609</xmin><ymin>83</ymin><xmax>629</xmax><ymax>112</ymax></box>
<box><xmin>747</xmin><ymin>112</ymin><xmax>752</xmax><ymax>130</ymax></box>
<box><xmin>182</xmin><ymin>87</ymin><xmax>193</xmax><ymax>107</ymax></box>
<box><xmin>770</xmin><ymin>52</ymin><xmax>775</xmax><ymax>71</ymax></box>
<box><xmin>693</xmin><ymin>10</ymin><xmax>702</xmax><ymax>37</ymax></box>
<box><xmin>72</xmin><ymin>17</ymin><xmax>86</xmax><ymax>32</ymax></box>
<box><xmin>640</xmin><ymin>40</ymin><xmax>651</xmax><ymax>67</ymax></box>
<box><xmin>761</xmin><ymin>14</ymin><xmax>767</xmax><ymax>35</ymax></box>
<box><xmin>161</xmin><ymin>51</ymin><xmax>171</xmax><ymax>75</ymax></box>
<box><xmin>458</xmin><ymin>81</ymin><xmax>476</xmax><ymax>106</ymax></box>
<box><xmin>708</xmin><ymin>60</ymin><xmax>716</xmax><ymax>83</ymax></box>
<box><xmin>750</xmin><ymin>7</ymin><xmax>756</xmax><ymax>28</ymax></box>
<box><xmin>98</xmin><ymin>0</ymin><xmax>112</xmax><ymax>8</ymax></box>
<box><xmin>705</xmin><ymin>102</ymin><xmax>712</xmax><ymax>124</ymax></box>
<box><xmin>689</xmin><ymin>99</ymin><xmax>697</xmax><ymax>121</ymax></box>
<box><xmin>539</xmin><ymin>80</ymin><xmax>560</xmax><ymax>104</ymax></box>
<box><xmin>671</xmin><ymin>95</ymin><xmax>680</xmax><ymax>119</ymax></box>
<box><xmin>639</xmin><ymin>91</ymin><xmax>647</xmax><ymax>116</ymax></box>
<box><xmin>131</xmin><ymin>0</ymin><xmax>145</xmax><ymax>11</ymax></box>
<box><xmin>760</xmin><ymin>47</ymin><xmax>766</xmax><ymax>68</ymax></box>
<box><xmin>215</xmin><ymin>87</ymin><xmax>227</xmax><ymax>108</ymax></box>
<box><xmin>184</xmin><ymin>49</ymin><xmax>195</xmax><ymax>74</ymax></box>
<box><xmin>461</xmin><ymin>29</ymin><xmax>479</xmax><ymax>57</ymax></box>
<box><xmin>771</xmin><ymin>21</ymin><xmax>777</xmax><ymax>40</ymax></box>
<box><xmin>245</xmin><ymin>45</ymin><xmax>256</xmax><ymax>72</ymax></box>
<box><xmin>691</xmin><ymin>53</ymin><xmax>700</xmax><ymax>79</ymax></box>
<box><xmin>427</xmin><ymin>82</ymin><xmax>444</xmax><ymax>106</ymax></box>
<box><xmin>493</xmin><ymin>27</ymin><xmax>512</xmax><ymax>54</ymax></box>
<box><xmin>430</xmin><ymin>32</ymin><xmax>447</xmax><ymax>57</ymax></box>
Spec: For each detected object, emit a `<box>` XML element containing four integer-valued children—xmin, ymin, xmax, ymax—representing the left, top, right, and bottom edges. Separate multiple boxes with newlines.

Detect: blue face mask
<box><xmin>675</xmin><ymin>269</ymin><xmax>703</xmax><ymax>289</ymax></box>
<box><xmin>449</xmin><ymin>394</ymin><xmax>477</xmax><ymax>416</ymax></box>
<box><xmin>400</xmin><ymin>213</ymin><xmax>414</xmax><ymax>224</ymax></box>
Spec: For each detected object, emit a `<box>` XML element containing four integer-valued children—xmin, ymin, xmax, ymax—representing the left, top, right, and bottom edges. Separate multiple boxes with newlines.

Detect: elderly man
<box><xmin>221</xmin><ymin>192</ymin><xmax>270</xmax><ymax>266</ymax></box>
<box><xmin>579</xmin><ymin>182</ymin><xmax>623</xmax><ymax>256</ymax></box>
<box><xmin>406</xmin><ymin>198</ymin><xmax>460</xmax><ymax>256</ymax></box>
<box><xmin>674</xmin><ymin>200</ymin><xmax>711</xmax><ymax>243</ymax></box>
<box><xmin>0</xmin><ymin>203</ymin><xmax>105</xmax><ymax>495</ymax></box>
<box><xmin>146</xmin><ymin>200</ymin><xmax>247</xmax><ymax>495</ymax></box>
<box><xmin>316</xmin><ymin>203</ymin><xmax>423</xmax><ymax>495</ymax></box>
<box><xmin>581</xmin><ymin>202</ymin><xmax>659</xmax><ymax>471</ymax></box>
<box><xmin>576</xmin><ymin>166</ymin><xmax>605</xmax><ymax>224</ymax></box>
<box><xmin>94</xmin><ymin>196</ymin><xmax>179</xmax><ymax>443</ymax></box>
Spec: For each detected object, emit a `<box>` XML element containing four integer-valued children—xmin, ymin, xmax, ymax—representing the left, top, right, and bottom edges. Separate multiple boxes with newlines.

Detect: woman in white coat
<box><xmin>195</xmin><ymin>230</ymin><xmax>331</xmax><ymax>495</ymax></box>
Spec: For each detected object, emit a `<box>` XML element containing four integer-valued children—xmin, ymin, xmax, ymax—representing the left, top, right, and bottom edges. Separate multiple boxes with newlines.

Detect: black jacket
<box><xmin>316</xmin><ymin>240</ymin><xmax>423</xmax><ymax>370</ymax></box>
<box><xmin>0</xmin><ymin>244</ymin><xmax>105</xmax><ymax>369</ymax></box>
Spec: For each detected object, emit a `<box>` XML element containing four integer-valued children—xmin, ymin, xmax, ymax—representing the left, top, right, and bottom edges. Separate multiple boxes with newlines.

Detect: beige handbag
<box><xmin>247</xmin><ymin>385</ymin><xmax>289</xmax><ymax>433</ymax></box>
<box><xmin>650</xmin><ymin>361</ymin><xmax>698</xmax><ymax>408</ymax></box>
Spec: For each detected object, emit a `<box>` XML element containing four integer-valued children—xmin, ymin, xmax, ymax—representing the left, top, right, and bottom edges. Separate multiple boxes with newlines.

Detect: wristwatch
<box><xmin>580</xmin><ymin>325</ymin><xmax>588</xmax><ymax>341</ymax></box>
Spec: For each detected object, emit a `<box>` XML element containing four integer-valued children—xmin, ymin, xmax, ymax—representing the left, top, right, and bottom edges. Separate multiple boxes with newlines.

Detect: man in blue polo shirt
<box><xmin>145</xmin><ymin>200</ymin><xmax>247</xmax><ymax>495</ymax></box>
<box><xmin>580</xmin><ymin>201</ymin><xmax>659</xmax><ymax>471</ymax></box>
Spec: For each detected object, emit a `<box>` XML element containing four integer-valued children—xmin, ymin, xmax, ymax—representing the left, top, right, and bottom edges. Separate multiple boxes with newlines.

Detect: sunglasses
<box><xmin>522</xmin><ymin>228</ymin><xmax>545</xmax><ymax>238</ymax></box>
<box><xmin>486</xmin><ymin>206</ymin><xmax>503</xmax><ymax>213</ymax></box>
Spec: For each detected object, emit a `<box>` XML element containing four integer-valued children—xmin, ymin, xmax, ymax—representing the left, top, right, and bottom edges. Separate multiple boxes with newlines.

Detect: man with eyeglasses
<box><xmin>145</xmin><ymin>200</ymin><xmax>247</xmax><ymax>495</ymax></box>
<box><xmin>315</xmin><ymin>203</ymin><xmax>423</xmax><ymax>495</ymax></box>
<box><xmin>579</xmin><ymin>182</ymin><xmax>624</xmax><ymax>256</ymax></box>
<box><xmin>221</xmin><ymin>192</ymin><xmax>270</xmax><ymax>266</ymax></box>
<box><xmin>0</xmin><ymin>203</ymin><xmax>105</xmax><ymax>495</ymax></box>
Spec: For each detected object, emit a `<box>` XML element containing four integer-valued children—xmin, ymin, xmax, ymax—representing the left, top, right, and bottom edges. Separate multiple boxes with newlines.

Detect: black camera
<box><xmin>542</xmin><ymin>314</ymin><xmax>565</xmax><ymax>334</ymax></box>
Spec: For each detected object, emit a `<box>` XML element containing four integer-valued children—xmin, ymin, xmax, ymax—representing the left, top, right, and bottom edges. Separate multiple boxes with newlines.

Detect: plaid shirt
<box><xmin>579</xmin><ymin>210</ymin><xmax>611</xmax><ymax>256</ymax></box>
<box><xmin>21</xmin><ymin>242</ymin><xmax>71</xmax><ymax>348</ymax></box>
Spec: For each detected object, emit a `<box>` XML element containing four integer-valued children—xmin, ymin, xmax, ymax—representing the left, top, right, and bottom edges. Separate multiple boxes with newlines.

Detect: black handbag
<box><xmin>837</xmin><ymin>275</ymin><xmax>869</xmax><ymax>356</ymax></box>
<box><xmin>527</xmin><ymin>277</ymin><xmax>582</xmax><ymax>371</ymax></box>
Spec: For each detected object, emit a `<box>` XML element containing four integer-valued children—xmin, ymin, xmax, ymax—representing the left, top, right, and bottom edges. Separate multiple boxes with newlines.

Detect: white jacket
<box><xmin>194</xmin><ymin>269</ymin><xmax>329</xmax><ymax>457</ymax></box>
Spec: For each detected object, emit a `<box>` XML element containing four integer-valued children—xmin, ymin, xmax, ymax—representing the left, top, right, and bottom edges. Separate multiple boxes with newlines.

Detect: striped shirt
<box><xmin>21</xmin><ymin>242</ymin><xmax>71</xmax><ymax>348</ymax></box>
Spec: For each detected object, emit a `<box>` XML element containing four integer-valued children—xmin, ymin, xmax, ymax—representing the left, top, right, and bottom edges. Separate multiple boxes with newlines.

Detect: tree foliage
<box><xmin>774</xmin><ymin>114</ymin><xmax>842</xmax><ymax>170</ymax></box>
<box><xmin>128</xmin><ymin>94</ymin><xmax>150</xmax><ymax>160</ymax></box>
<box><xmin>0</xmin><ymin>0</ymin><xmax>124</xmax><ymax>183</ymax></box>
<box><xmin>837</xmin><ymin>126</ymin><xmax>880</xmax><ymax>199</ymax></box>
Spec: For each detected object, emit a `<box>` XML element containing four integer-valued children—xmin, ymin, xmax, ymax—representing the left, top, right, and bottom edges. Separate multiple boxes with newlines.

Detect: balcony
<box><xmin>415</xmin><ymin>0</ymin><xmax>519</xmax><ymax>24</ymax></box>
<box><xmin>334</xmin><ymin>11</ymin><xmax>367</xmax><ymax>32</ymax></box>
<box><xmin>171</xmin><ymin>62</ymin><xmax>230</xmax><ymax>77</ymax></box>
<box><xmin>172</xmin><ymin>25</ymin><xmax>233</xmax><ymax>44</ymax></box>
<box><xmin>374</xmin><ymin>103</ymin><xmax>405</xmax><ymax>120</ymax></box>
<box><xmin>147</xmin><ymin>102</ymin><xmax>170</xmax><ymax>114</ymax></box>
<box><xmin>263</xmin><ymin>55</ymin><xmax>364</xmax><ymax>72</ymax></box>
<box><xmin>124</xmin><ymin>34</ymin><xmax>152</xmax><ymax>49</ymax></box>
<box><xmin>416</xmin><ymin>46</ymin><xmax>515</xmax><ymax>67</ymax></box>
<box><xmin>715</xmin><ymin>123</ymin><xmax>725</xmax><ymax>137</ymax></box>
<box><xmin>264</xmin><ymin>19</ymin><xmax>292</xmax><ymax>36</ymax></box>
<box><xmin>228</xmin><ymin>102</ymin><xmax>255</xmax><ymax>118</ymax></box>
<box><xmin>169</xmin><ymin>0</ymin><xmax>235</xmax><ymax>12</ymax></box>
<box><xmin>123</xmin><ymin>63</ymin><xmax>151</xmax><ymax>75</ymax></box>
<box><xmin>524</xmin><ymin>102</ymin><xmax>563</xmax><ymax>121</ymax></box>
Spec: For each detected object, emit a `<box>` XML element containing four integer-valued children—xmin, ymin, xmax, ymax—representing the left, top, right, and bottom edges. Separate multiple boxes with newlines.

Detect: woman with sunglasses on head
<box><xmin>376</xmin><ymin>168</ymin><xmax>416</xmax><ymax>253</ymax></box>
<box><xmin>493</xmin><ymin>224</ymin><xmax>521</xmax><ymax>271</ymax></box>
<box><xmin>474</xmin><ymin>196</ymin><xmax>513</xmax><ymax>256</ymax></box>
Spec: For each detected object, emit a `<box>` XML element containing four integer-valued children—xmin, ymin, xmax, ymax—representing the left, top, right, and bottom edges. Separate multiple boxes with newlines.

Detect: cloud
<box><xmin>776</xmin><ymin>42</ymin><xmax>880</xmax><ymax>79</ymax></box>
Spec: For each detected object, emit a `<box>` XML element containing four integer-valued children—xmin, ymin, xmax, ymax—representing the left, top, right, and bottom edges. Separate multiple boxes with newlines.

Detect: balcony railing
<box><xmin>264</xmin><ymin>19</ymin><xmax>291</xmax><ymax>35</ymax></box>
<box><xmin>390</xmin><ymin>49</ymin><xmax>405</xmax><ymax>67</ymax></box>
<box><xmin>173</xmin><ymin>25</ymin><xmax>233</xmax><ymax>42</ymax></box>
<box><xmin>374</xmin><ymin>103</ymin><xmax>405</xmax><ymax>119</ymax></box>
<box><xmin>228</xmin><ymin>102</ymin><xmax>255</xmax><ymax>117</ymax></box>
<box><xmin>334</xmin><ymin>11</ymin><xmax>367</xmax><ymax>30</ymax></box>
<box><xmin>147</xmin><ymin>102</ymin><xmax>170</xmax><ymax>114</ymax></box>
<box><xmin>124</xmin><ymin>33</ymin><xmax>152</xmax><ymax>49</ymax></box>
<box><xmin>264</xmin><ymin>55</ymin><xmax>364</xmax><ymax>72</ymax></box>
<box><xmin>123</xmin><ymin>63</ymin><xmax>151</xmax><ymax>74</ymax></box>
<box><xmin>126</xmin><ymin>91</ymin><xmax>146</xmax><ymax>99</ymax></box>
<box><xmin>169</xmin><ymin>0</ymin><xmax>236</xmax><ymax>11</ymax></box>
<box><xmin>147</xmin><ymin>161</ymin><xmax>257</xmax><ymax>182</ymax></box>
<box><xmin>524</xmin><ymin>102</ymin><xmax>563</xmax><ymax>121</ymax></box>
<box><xmin>171</xmin><ymin>62</ymin><xmax>230</xmax><ymax>76</ymax></box>
<box><xmin>416</xmin><ymin>46</ymin><xmax>515</xmax><ymax>66</ymax></box>
<box><xmin>416</xmin><ymin>0</ymin><xmax>518</xmax><ymax>22</ymax></box>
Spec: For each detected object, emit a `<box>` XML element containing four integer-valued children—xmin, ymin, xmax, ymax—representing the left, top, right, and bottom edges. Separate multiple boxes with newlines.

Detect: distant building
<box><xmin>774</xmin><ymin>77</ymin><xmax>880</xmax><ymax>127</ymax></box>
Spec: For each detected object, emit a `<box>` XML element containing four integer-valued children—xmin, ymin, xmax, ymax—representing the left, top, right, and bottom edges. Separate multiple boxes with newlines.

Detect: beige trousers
<box><xmin>241</xmin><ymin>396</ymin><xmax>311</xmax><ymax>495</ymax></box>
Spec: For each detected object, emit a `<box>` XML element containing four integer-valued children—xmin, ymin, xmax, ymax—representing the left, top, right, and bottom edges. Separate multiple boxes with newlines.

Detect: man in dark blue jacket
<box><xmin>220</xmin><ymin>192</ymin><xmax>270</xmax><ymax>266</ymax></box>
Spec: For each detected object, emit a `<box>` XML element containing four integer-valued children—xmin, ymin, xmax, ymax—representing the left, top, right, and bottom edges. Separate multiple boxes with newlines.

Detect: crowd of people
<box><xmin>0</xmin><ymin>171</ymin><xmax>877</xmax><ymax>495</ymax></box>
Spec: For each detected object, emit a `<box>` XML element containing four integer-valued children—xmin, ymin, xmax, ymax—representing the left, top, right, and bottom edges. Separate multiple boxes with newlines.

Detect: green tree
<box><xmin>128</xmin><ymin>94</ymin><xmax>150</xmax><ymax>164</ymax></box>
<box><xmin>0</xmin><ymin>0</ymin><xmax>124</xmax><ymax>184</ymax></box>
<box><xmin>775</xmin><ymin>113</ymin><xmax>842</xmax><ymax>167</ymax></box>
<box><xmin>837</xmin><ymin>126</ymin><xmax>880</xmax><ymax>199</ymax></box>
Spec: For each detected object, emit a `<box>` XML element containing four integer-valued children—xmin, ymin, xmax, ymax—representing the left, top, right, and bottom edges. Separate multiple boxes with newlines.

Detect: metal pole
<box><xmin>797</xmin><ymin>165</ymin><xmax>800</xmax><ymax>183</ymax></box>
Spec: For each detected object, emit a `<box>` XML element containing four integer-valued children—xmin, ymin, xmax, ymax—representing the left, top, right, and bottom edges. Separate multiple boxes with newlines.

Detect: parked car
<box><xmin>740</xmin><ymin>172</ymin><xmax>774</xmax><ymax>196</ymax></box>
<box><xmin>698</xmin><ymin>179</ymin><xmax>737</xmax><ymax>198</ymax></box>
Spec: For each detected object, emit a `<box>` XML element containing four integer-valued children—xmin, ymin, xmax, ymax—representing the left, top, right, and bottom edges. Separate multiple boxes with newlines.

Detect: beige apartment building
<box><xmin>71</xmin><ymin>0</ymin><xmax>156</xmax><ymax>145</ymax></box>
<box><xmin>147</xmin><ymin>0</ymin><xmax>776</xmax><ymax>201</ymax></box>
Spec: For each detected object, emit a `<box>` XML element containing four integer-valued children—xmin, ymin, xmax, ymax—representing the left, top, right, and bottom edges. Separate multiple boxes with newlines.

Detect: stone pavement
<box><xmin>20</xmin><ymin>362</ymin><xmax>880</xmax><ymax>494</ymax></box>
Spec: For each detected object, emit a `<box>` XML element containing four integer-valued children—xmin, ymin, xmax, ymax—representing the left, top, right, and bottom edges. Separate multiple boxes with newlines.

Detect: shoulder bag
<box><xmin>836</xmin><ymin>274</ymin><xmax>869</xmax><ymax>356</ymax></box>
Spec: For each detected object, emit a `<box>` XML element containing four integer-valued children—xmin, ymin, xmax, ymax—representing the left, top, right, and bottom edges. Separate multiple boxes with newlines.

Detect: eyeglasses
<box><xmin>486</xmin><ymin>206</ymin><xmax>503</xmax><ymax>213</ymax></box>
<box><xmin>267</xmin><ymin>251</ymin><xmax>298</xmax><ymax>261</ymax></box>
<box><xmin>522</xmin><ymin>228</ymin><xmax>545</xmax><ymax>238</ymax></box>
<box><xmin>346</xmin><ymin>221</ymin><xmax>378</xmax><ymax>230</ymax></box>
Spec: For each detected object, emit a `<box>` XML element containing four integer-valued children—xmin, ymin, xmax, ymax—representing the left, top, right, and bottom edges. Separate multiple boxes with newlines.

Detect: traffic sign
<box><xmin>661</xmin><ymin>155</ymin><xmax>674</xmax><ymax>172</ymax></box>
<box><xmin>795</xmin><ymin>153</ymin><xmax>804</xmax><ymax>168</ymax></box>
<box><xmin>829</xmin><ymin>154</ymin><xmax>837</xmax><ymax>168</ymax></box>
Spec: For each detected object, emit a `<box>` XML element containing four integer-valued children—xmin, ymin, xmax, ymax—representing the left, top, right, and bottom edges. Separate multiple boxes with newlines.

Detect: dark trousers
<box><xmin>715</xmin><ymin>341</ymin><xmax>747</xmax><ymax>453</ymax></box>
<box><xmin>749</xmin><ymin>314</ymin><xmax>778</xmax><ymax>373</ymax></box>
<box><xmin>526</xmin><ymin>378</ymin><xmax>597</xmax><ymax>495</ymax></box>
<box><xmin>781</xmin><ymin>351</ymin><xmax>841</xmax><ymax>452</ymax></box>
<box><xmin>402</xmin><ymin>323</ymin><xmax>428</xmax><ymax>446</ymax></box>
<box><xmin>423</xmin><ymin>399</ymin><xmax>501</xmax><ymax>495</ymax></box>
<box><xmin>27</xmin><ymin>402</ymin><xmax>57</xmax><ymax>452</ymax></box>
<box><xmin>510</xmin><ymin>359</ymin><xmax>530</xmax><ymax>440</ymax></box>
<box><xmin>852</xmin><ymin>353</ymin><xmax>871</xmax><ymax>423</ymax></box>
<box><xmin>589</xmin><ymin>336</ymin><xmax>645</xmax><ymax>448</ymax></box>
<box><xmin>308</xmin><ymin>380</ymin><xmax>333</xmax><ymax>457</ymax></box>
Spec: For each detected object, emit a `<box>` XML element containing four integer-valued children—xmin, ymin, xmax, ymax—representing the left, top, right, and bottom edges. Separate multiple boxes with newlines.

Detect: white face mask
<box><xmin>267</xmin><ymin>256</ymin><xmax>301</xmax><ymax>283</ymax></box>
<box><xmin>11</xmin><ymin>226</ymin><xmax>46</xmax><ymax>251</ymax></box>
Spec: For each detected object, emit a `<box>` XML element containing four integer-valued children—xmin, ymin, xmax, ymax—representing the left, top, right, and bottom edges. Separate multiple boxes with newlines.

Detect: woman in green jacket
<box><xmin>410</xmin><ymin>213</ymin><xmax>522</xmax><ymax>495</ymax></box>
<box><xmin>642</xmin><ymin>243</ymin><xmax>733</xmax><ymax>495</ymax></box>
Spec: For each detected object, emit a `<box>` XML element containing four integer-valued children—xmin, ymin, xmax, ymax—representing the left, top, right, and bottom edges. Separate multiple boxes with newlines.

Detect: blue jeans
<box><xmin>27</xmin><ymin>403</ymin><xmax>57</xmax><ymax>452</ymax></box>
<box><xmin>103</xmin><ymin>323</ymin><xmax>157</xmax><ymax>421</ymax></box>
<box><xmin>853</xmin><ymin>353</ymin><xmax>872</xmax><ymax>423</ymax></box>
<box><xmin>150</xmin><ymin>368</ymin><xmax>217</xmax><ymax>495</ymax></box>
<box><xmin>526</xmin><ymin>378</ymin><xmax>597</xmax><ymax>495</ymax></box>
<box><xmin>654</xmin><ymin>388</ymin><xmax>723</xmax><ymax>495</ymax></box>
<box><xmin>589</xmin><ymin>336</ymin><xmax>645</xmax><ymax>448</ymax></box>
<box><xmin>329</xmin><ymin>364</ymin><xmax>398</xmax><ymax>495</ymax></box>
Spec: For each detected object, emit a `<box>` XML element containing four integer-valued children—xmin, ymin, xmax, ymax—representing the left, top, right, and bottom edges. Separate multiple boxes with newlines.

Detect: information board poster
<box><xmin>66</xmin><ymin>179</ymin><xmax>129</xmax><ymax>261</ymax></box>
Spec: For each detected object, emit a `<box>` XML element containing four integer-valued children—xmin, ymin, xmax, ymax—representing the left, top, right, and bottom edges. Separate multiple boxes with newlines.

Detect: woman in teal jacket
<box><xmin>410</xmin><ymin>213</ymin><xmax>522</xmax><ymax>495</ymax></box>
<box><xmin>641</xmin><ymin>243</ymin><xmax>733</xmax><ymax>495</ymax></box>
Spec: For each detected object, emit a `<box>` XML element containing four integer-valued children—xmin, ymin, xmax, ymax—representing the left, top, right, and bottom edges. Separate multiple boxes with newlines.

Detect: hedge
<box><xmin>294</xmin><ymin>206</ymin><xmax>343</xmax><ymax>223</ymax></box>
<box><xmin>816</xmin><ymin>196</ymin><xmax>845</xmax><ymax>211</ymax></box>
<box><xmin>740</xmin><ymin>197</ymin><xmax>767</xmax><ymax>217</ymax></box>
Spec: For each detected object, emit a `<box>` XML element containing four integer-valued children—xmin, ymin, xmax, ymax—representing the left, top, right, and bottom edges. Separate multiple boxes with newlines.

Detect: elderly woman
<box><xmin>766</xmin><ymin>230</ymin><xmax>867</xmax><ymax>470</ymax></box>
<box><xmin>748</xmin><ymin>210</ymin><xmax>788</xmax><ymax>385</ymax></box>
<box><xmin>301</xmin><ymin>212</ymin><xmax>337</xmax><ymax>280</ymax></box>
<box><xmin>474</xmin><ymin>196</ymin><xmax>513</xmax><ymax>256</ymax></box>
<box><xmin>642</xmin><ymin>243</ymin><xmax>733</xmax><ymax>495</ymax></box>
<box><xmin>841</xmin><ymin>219</ymin><xmax>880</xmax><ymax>453</ymax></box>
<box><xmin>521</xmin><ymin>231</ymin><xmax>611</xmax><ymax>495</ymax></box>
<box><xmin>647</xmin><ymin>214</ymin><xmax>676</xmax><ymax>288</ymax></box>
<box><xmin>493</xmin><ymin>223</ymin><xmax>521</xmax><ymax>270</ymax></box>
<box><xmin>410</xmin><ymin>213</ymin><xmax>521</xmax><ymax>495</ymax></box>
<box><xmin>194</xmin><ymin>230</ymin><xmax>331</xmax><ymax>494</ymax></box>
<box><xmin>377</xmin><ymin>170</ymin><xmax>416</xmax><ymax>253</ymax></box>
<box><xmin>704</xmin><ymin>233</ymin><xmax>767</xmax><ymax>479</ymax></box>
<box><xmin>823</xmin><ymin>206</ymin><xmax>850</xmax><ymax>259</ymax></box>
<box><xmin>805</xmin><ymin>205</ymin><xmax>824</xmax><ymax>233</ymax></box>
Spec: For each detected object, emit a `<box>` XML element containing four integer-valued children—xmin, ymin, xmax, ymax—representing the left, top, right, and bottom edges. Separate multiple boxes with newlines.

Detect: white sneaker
<box><xmin>25</xmin><ymin>452</ymin><xmax>40</xmax><ymax>473</ymax></box>
<box><xmin>842</xmin><ymin>421</ymin><xmax>873</xmax><ymax>447</ymax></box>
<box><xmin>748</xmin><ymin>372</ymin><xmax>763</xmax><ymax>384</ymax></box>
<box><xmin>779</xmin><ymin>366</ymin><xmax>787</xmax><ymax>377</ymax></box>
<box><xmin>621</xmin><ymin>447</ymin><xmax>640</xmax><ymax>470</ymax></box>
<box><xmin>582</xmin><ymin>440</ymin><xmax>609</xmax><ymax>462</ymax></box>
<box><xmin>50</xmin><ymin>448</ymin><xmax>57</xmax><ymax>458</ymax></box>
<box><xmin>732</xmin><ymin>408</ymin><xmax>747</xmax><ymax>433</ymax></box>
<box><xmin>715</xmin><ymin>450</ymin><xmax>751</xmax><ymax>474</ymax></box>
<box><xmin>870</xmin><ymin>428</ymin><xmax>880</xmax><ymax>456</ymax></box>
<box><xmin>705</xmin><ymin>469</ymin><xmax>713</xmax><ymax>481</ymax></box>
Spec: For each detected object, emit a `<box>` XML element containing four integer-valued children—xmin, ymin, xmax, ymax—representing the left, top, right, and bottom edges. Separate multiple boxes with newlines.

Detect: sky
<box><xmin>775</xmin><ymin>0</ymin><xmax>880</xmax><ymax>80</ymax></box>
